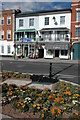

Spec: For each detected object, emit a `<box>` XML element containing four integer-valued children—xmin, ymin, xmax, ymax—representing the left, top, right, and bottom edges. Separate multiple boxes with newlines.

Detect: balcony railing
<box><xmin>14</xmin><ymin>37</ymin><xmax>36</xmax><ymax>43</ymax></box>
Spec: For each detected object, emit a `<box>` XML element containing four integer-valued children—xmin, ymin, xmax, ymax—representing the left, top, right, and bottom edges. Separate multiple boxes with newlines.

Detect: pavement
<box><xmin>0</xmin><ymin>56</ymin><xmax>79</xmax><ymax>64</ymax></box>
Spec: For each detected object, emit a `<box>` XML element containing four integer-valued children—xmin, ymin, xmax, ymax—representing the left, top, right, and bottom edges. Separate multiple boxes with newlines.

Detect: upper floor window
<box><xmin>60</xmin><ymin>16</ymin><xmax>65</xmax><ymax>25</ymax></box>
<box><xmin>19</xmin><ymin>19</ymin><xmax>23</xmax><ymax>27</ymax></box>
<box><xmin>1</xmin><ymin>46</ymin><xmax>4</xmax><ymax>53</ymax></box>
<box><xmin>45</xmin><ymin>17</ymin><xmax>49</xmax><ymax>25</ymax></box>
<box><xmin>1</xmin><ymin>17</ymin><xmax>4</xmax><ymax>25</ymax></box>
<box><xmin>7</xmin><ymin>45</ymin><xmax>11</xmax><ymax>54</ymax></box>
<box><xmin>76</xmin><ymin>27</ymin><xmax>80</xmax><ymax>37</ymax></box>
<box><xmin>1</xmin><ymin>30</ymin><xmax>4</xmax><ymax>40</ymax></box>
<box><xmin>7</xmin><ymin>16</ymin><xmax>11</xmax><ymax>25</ymax></box>
<box><xmin>7</xmin><ymin>30</ymin><xmax>11</xmax><ymax>39</ymax></box>
<box><xmin>76</xmin><ymin>11</ymin><xmax>80</xmax><ymax>21</ymax></box>
<box><xmin>29</xmin><ymin>18</ymin><xmax>34</xmax><ymax>26</ymax></box>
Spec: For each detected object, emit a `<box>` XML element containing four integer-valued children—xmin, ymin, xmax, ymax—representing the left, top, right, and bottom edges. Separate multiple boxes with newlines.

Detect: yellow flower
<box><xmin>33</xmin><ymin>104</ymin><xmax>36</xmax><ymax>108</ymax></box>
<box><xmin>41</xmin><ymin>113</ymin><xmax>44</xmax><ymax>118</ymax></box>
<box><xmin>37</xmin><ymin>106</ymin><xmax>40</xmax><ymax>110</ymax></box>
<box><xmin>63</xmin><ymin>107</ymin><xmax>66</xmax><ymax>111</ymax></box>
<box><xmin>20</xmin><ymin>89</ymin><xmax>22</xmax><ymax>92</ymax></box>
<box><xmin>39</xmin><ymin>97</ymin><xmax>42</xmax><ymax>100</ymax></box>
<box><xmin>22</xmin><ymin>104</ymin><xmax>25</xmax><ymax>109</ymax></box>
<box><xmin>43</xmin><ymin>108</ymin><xmax>47</xmax><ymax>111</ymax></box>
<box><xmin>37</xmin><ymin>104</ymin><xmax>40</xmax><ymax>107</ymax></box>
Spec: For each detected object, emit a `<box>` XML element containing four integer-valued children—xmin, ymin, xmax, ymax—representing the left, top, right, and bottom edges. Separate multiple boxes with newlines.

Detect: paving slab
<box><xmin>1</xmin><ymin>79</ymin><xmax>32</xmax><ymax>86</ymax></box>
<box><xmin>28</xmin><ymin>82</ymin><xmax>54</xmax><ymax>90</ymax></box>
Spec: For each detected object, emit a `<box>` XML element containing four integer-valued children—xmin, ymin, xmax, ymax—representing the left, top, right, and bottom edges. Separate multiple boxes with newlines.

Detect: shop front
<box><xmin>44</xmin><ymin>42</ymin><xmax>70</xmax><ymax>59</ymax></box>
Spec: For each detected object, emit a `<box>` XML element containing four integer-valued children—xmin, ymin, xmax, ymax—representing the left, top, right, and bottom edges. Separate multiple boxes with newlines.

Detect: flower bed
<box><xmin>1</xmin><ymin>72</ymin><xmax>30</xmax><ymax>81</ymax></box>
<box><xmin>1</xmin><ymin>81</ymin><xmax>80</xmax><ymax>119</ymax></box>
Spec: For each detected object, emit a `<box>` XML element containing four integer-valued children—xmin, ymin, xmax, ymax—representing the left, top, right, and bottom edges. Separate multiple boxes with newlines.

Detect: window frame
<box><xmin>7</xmin><ymin>30</ymin><xmax>11</xmax><ymax>39</ymax></box>
<box><xmin>29</xmin><ymin>18</ymin><xmax>34</xmax><ymax>26</ymax></box>
<box><xmin>76</xmin><ymin>11</ymin><xmax>80</xmax><ymax>22</ymax></box>
<box><xmin>7</xmin><ymin>16</ymin><xmax>11</xmax><ymax>25</ymax></box>
<box><xmin>7</xmin><ymin>45</ymin><xmax>11</xmax><ymax>54</ymax></box>
<box><xmin>1</xmin><ymin>46</ymin><xmax>4</xmax><ymax>53</ymax></box>
<box><xmin>76</xmin><ymin>27</ymin><xmax>80</xmax><ymax>37</ymax></box>
<box><xmin>61</xmin><ymin>50</ymin><xmax>68</xmax><ymax>56</ymax></box>
<box><xmin>60</xmin><ymin>16</ymin><xmax>65</xmax><ymax>25</ymax></box>
<box><xmin>1</xmin><ymin>17</ymin><xmax>4</xmax><ymax>25</ymax></box>
<box><xmin>45</xmin><ymin>17</ymin><xmax>49</xmax><ymax>25</ymax></box>
<box><xmin>19</xmin><ymin>19</ymin><xmax>23</xmax><ymax>27</ymax></box>
<box><xmin>1</xmin><ymin>30</ymin><xmax>4</xmax><ymax>40</ymax></box>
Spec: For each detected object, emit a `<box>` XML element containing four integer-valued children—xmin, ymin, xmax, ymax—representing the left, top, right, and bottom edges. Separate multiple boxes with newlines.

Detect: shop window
<box><xmin>7</xmin><ymin>45</ymin><xmax>11</xmax><ymax>54</ymax></box>
<box><xmin>19</xmin><ymin>19</ymin><xmax>23</xmax><ymax>27</ymax></box>
<box><xmin>29</xmin><ymin>18</ymin><xmax>34</xmax><ymax>26</ymax></box>
<box><xmin>1</xmin><ymin>46</ymin><xmax>4</xmax><ymax>53</ymax></box>
<box><xmin>7</xmin><ymin>16</ymin><xmax>11</xmax><ymax>25</ymax></box>
<box><xmin>61</xmin><ymin>50</ymin><xmax>68</xmax><ymax>56</ymax></box>
<box><xmin>76</xmin><ymin>27</ymin><xmax>80</xmax><ymax>37</ymax></box>
<box><xmin>7</xmin><ymin>30</ymin><xmax>11</xmax><ymax>39</ymax></box>
<box><xmin>60</xmin><ymin>16</ymin><xmax>65</xmax><ymax>25</ymax></box>
<box><xmin>45</xmin><ymin>17</ymin><xmax>49</xmax><ymax>25</ymax></box>
<box><xmin>17</xmin><ymin>45</ymin><xmax>22</xmax><ymax>54</ymax></box>
<box><xmin>46</xmin><ymin>49</ymin><xmax>53</xmax><ymax>55</ymax></box>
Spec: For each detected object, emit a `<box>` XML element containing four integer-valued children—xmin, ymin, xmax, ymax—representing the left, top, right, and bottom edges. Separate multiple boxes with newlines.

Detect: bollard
<box><xmin>49</xmin><ymin>63</ymin><xmax>52</xmax><ymax>79</ymax></box>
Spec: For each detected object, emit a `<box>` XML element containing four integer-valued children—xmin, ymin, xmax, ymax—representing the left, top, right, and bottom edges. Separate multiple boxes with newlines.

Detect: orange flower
<box><xmin>52</xmin><ymin>109</ymin><xmax>55</xmax><ymax>115</ymax></box>
<box><xmin>57</xmin><ymin>108</ymin><xmax>61</xmax><ymax>115</ymax></box>
<box><xmin>41</xmin><ymin>113</ymin><xmax>44</xmax><ymax>118</ymax></box>
<box><xmin>17</xmin><ymin>103</ymin><xmax>20</xmax><ymax>107</ymax></box>
<box><xmin>53</xmin><ymin>94</ymin><xmax>56</xmax><ymax>97</ymax></box>
<box><xmin>46</xmin><ymin>88</ymin><xmax>49</xmax><ymax>91</ymax></box>
<box><xmin>66</xmin><ymin>91</ymin><xmax>71</xmax><ymax>96</ymax></box>
<box><xmin>39</xmin><ymin>94</ymin><xmax>42</xmax><ymax>97</ymax></box>
<box><xmin>37</xmin><ymin>104</ymin><xmax>40</xmax><ymax>107</ymax></box>
<box><xmin>75</xmin><ymin>112</ymin><xmax>78</xmax><ymax>116</ymax></box>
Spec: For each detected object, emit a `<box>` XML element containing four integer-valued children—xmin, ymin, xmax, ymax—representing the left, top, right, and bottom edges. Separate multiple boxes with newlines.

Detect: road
<box><xmin>0</xmin><ymin>60</ymin><xmax>80</xmax><ymax>85</ymax></box>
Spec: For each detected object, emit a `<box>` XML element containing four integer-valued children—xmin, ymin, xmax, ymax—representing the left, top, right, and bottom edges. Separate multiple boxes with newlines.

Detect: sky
<box><xmin>0</xmin><ymin>0</ymin><xmax>72</xmax><ymax>12</ymax></box>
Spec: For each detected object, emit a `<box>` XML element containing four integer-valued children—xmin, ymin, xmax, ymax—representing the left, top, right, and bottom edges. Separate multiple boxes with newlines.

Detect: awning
<box><xmin>15</xmin><ymin>29</ymin><xmax>37</xmax><ymax>33</ymax></box>
<box><xmin>40</xmin><ymin>27</ymin><xmax>69</xmax><ymax>32</ymax></box>
<box><xmin>45</xmin><ymin>42</ymin><xmax>69</xmax><ymax>50</ymax></box>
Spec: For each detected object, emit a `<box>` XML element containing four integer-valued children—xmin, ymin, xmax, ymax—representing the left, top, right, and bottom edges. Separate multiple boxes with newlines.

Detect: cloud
<box><xmin>1</xmin><ymin>2</ymin><xmax>71</xmax><ymax>12</ymax></box>
<box><xmin>1</xmin><ymin>0</ymin><xmax>72</xmax><ymax>2</ymax></box>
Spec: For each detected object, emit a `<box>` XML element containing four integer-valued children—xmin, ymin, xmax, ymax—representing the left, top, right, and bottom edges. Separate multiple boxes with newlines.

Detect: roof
<box><xmin>40</xmin><ymin>27</ymin><xmax>69</xmax><ymax>31</ymax></box>
<box><xmin>15</xmin><ymin>28</ymin><xmax>37</xmax><ymax>33</ymax></box>
<box><xmin>16</xmin><ymin>9</ymin><xmax>71</xmax><ymax>18</ymax></box>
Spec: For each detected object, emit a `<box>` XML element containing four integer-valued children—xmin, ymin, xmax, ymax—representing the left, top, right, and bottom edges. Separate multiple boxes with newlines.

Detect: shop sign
<box><xmin>21</xmin><ymin>38</ymin><xmax>32</xmax><ymax>42</ymax></box>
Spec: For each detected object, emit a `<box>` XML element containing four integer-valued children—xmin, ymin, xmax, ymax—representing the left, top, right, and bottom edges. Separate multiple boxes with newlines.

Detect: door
<box><xmin>25</xmin><ymin>46</ymin><xmax>28</xmax><ymax>56</ymax></box>
<box><xmin>55</xmin><ymin>50</ymin><xmax>59</xmax><ymax>57</ymax></box>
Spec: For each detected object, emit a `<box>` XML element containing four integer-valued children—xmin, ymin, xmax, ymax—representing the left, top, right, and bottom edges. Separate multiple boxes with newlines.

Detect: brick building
<box><xmin>71</xmin><ymin>0</ymin><xmax>80</xmax><ymax>59</ymax></box>
<box><xmin>0</xmin><ymin>9</ymin><xmax>20</xmax><ymax>56</ymax></box>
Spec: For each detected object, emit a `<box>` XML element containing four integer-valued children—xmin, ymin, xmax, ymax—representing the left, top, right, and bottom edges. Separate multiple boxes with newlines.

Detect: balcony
<box><xmin>14</xmin><ymin>37</ymin><xmax>36</xmax><ymax>43</ymax></box>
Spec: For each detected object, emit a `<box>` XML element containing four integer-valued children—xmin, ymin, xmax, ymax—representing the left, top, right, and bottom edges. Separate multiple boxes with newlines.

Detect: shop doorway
<box><xmin>38</xmin><ymin>49</ymin><xmax>44</xmax><ymax>58</ymax></box>
<box><xmin>55</xmin><ymin>50</ymin><xmax>59</xmax><ymax>57</ymax></box>
<box><xmin>25</xmin><ymin>46</ymin><xmax>28</xmax><ymax>57</ymax></box>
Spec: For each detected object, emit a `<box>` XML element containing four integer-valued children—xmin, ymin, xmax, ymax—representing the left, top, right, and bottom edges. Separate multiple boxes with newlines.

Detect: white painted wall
<box><xmin>39</xmin><ymin>12</ymin><xmax>71</xmax><ymax>30</ymax></box>
<box><xmin>0</xmin><ymin>41</ymin><xmax>14</xmax><ymax>56</ymax></box>
<box><xmin>16</xmin><ymin>16</ymin><xmax>39</xmax><ymax>31</ymax></box>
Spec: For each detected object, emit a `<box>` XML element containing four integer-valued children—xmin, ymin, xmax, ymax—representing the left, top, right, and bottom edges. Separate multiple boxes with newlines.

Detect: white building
<box><xmin>15</xmin><ymin>9</ymin><xmax>71</xmax><ymax>59</ymax></box>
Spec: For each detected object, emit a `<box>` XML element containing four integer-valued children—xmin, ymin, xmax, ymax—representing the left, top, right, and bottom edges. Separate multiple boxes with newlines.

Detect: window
<box><xmin>7</xmin><ymin>30</ymin><xmax>11</xmax><ymax>39</ymax></box>
<box><xmin>1</xmin><ymin>17</ymin><xmax>4</xmax><ymax>25</ymax></box>
<box><xmin>19</xmin><ymin>19</ymin><xmax>23</xmax><ymax>27</ymax></box>
<box><xmin>7</xmin><ymin>45</ymin><xmax>11</xmax><ymax>54</ymax></box>
<box><xmin>29</xmin><ymin>18</ymin><xmax>34</xmax><ymax>26</ymax></box>
<box><xmin>1</xmin><ymin>30</ymin><xmax>4</xmax><ymax>40</ymax></box>
<box><xmin>46</xmin><ymin>49</ymin><xmax>53</xmax><ymax>55</ymax></box>
<box><xmin>7</xmin><ymin>16</ymin><xmax>11</xmax><ymax>25</ymax></box>
<box><xmin>76</xmin><ymin>11</ymin><xmax>80</xmax><ymax>21</ymax></box>
<box><xmin>60</xmin><ymin>16</ymin><xmax>65</xmax><ymax>25</ymax></box>
<box><xmin>1</xmin><ymin>46</ymin><xmax>4</xmax><ymax>53</ymax></box>
<box><xmin>61</xmin><ymin>50</ymin><xmax>68</xmax><ymax>56</ymax></box>
<box><xmin>45</xmin><ymin>17</ymin><xmax>49</xmax><ymax>25</ymax></box>
<box><xmin>76</xmin><ymin>27</ymin><xmax>80</xmax><ymax>37</ymax></box>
